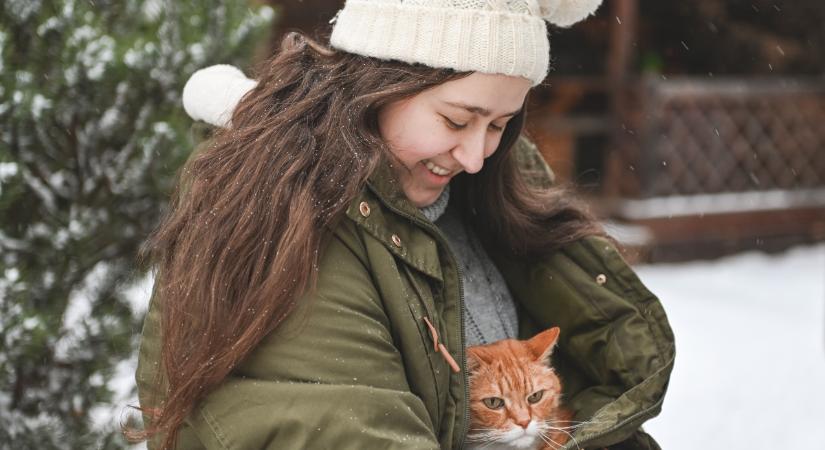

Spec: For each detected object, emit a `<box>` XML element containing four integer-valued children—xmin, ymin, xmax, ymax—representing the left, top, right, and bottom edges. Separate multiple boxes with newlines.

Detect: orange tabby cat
<box><xmin>466</xmin><ymin>327</ymin><xmax>574</xmax><ymax>450</ymax></box>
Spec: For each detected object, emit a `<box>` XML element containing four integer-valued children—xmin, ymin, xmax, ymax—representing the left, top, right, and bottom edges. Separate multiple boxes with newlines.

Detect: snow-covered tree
<box><xmin>0</xmin><ymin>1</ymin><xmax>274</xmax><ymax>447</ymax></box>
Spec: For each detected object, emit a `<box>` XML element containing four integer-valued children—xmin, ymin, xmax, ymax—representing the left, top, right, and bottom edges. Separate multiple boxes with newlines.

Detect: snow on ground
<box><xmin>111</xmin><ymin>245</ymin><xmax>825</xmax><ymax>449</ymax></box>
<box><xmin>638</xmin><ymin>244</ymin><xmax>825</xmax><ymax>450</ymax></box>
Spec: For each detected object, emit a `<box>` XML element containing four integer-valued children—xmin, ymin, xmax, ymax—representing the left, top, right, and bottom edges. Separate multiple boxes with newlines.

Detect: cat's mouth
<box><xmin>502</xmin><ymin>426</ymin><xmax>539</xmax><ymax>448</ymax></box>
<box><xmin>509</xmin><ymin>434</ymin><xmax>537</xmax><ymax>448</ymax></box>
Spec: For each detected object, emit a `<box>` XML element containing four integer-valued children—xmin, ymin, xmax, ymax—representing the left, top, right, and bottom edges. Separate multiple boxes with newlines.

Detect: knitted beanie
<box><xmin>329</xmin><ymin>0</ymin><xmax>603</xmax><ymax>86</ymax></box>
<box><xmin>182</xmin><ymin>0</ymin><xmax>603</xmax><ymax>126</ymax></box>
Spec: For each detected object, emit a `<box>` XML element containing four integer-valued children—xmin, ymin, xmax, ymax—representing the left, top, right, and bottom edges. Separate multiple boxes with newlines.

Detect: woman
<box><xmin>134</xmin><ymin>1</ymin><xmax>674</xmax><ymax>449</ymax></box>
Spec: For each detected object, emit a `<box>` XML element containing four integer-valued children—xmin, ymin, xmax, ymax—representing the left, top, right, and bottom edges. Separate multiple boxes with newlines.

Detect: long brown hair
<box><xmin>131</xmin><ymin>30</ymin><xmax>601</xmax><ymax>448</ymax></box>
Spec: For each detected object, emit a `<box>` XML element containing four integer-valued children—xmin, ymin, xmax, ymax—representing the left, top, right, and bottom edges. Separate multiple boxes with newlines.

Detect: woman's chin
<box><xmin>409</xmin><ymin>188</ymin><xmax>444</xmax><ymax>208</ymax></box>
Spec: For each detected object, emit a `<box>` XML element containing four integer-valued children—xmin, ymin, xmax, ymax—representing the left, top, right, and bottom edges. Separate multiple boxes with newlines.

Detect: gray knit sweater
<box><xmin>419</xmin><ymin>185</ymin><xmax>518</xmax><ymax>347</ymax></box>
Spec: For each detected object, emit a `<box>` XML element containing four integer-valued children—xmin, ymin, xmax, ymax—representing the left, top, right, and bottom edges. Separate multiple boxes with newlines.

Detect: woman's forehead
<box><xmin>425</xmin><ymin>72</ymin><xmax>531</xmax><ymax>114</ymax></box>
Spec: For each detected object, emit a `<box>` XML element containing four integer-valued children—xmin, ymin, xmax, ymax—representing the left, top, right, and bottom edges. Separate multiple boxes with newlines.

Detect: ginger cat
<box><xmin>466</xmin><ymin>327</ymin><xmax>575</xmax><ymax>450</ymax></box>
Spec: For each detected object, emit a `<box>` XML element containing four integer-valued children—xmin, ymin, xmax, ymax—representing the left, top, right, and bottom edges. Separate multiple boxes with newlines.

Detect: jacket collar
<box><xmin>366</xmin><ymin>157</ymin><xmax>421</xmax><ymax>218</ymax></box>
<box><xmin>344</xmin><ymin>136</ymin><xmax>555</xmax><ymax>282</ymax></box>
<box><xmin>346</xmin><ymin>157</ymin><xmax>444</xmax><ymax>282</ymax></box>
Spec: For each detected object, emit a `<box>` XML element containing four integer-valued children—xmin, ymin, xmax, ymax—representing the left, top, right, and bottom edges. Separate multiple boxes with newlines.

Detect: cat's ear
<box><xmin>527</xmin><ymin>327</ymin><xmax>560</xmax><ymax>363</ymax></box>
<box><xmin>466</xmin><ymin>347</ymin><xmax>483</xmax><ymax>373</ymax></box>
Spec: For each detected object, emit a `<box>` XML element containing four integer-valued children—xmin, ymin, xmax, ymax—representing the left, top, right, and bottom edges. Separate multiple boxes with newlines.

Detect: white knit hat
<box><xmin>329</xmin><ymin>0</ymin><xmax>603</xmax><ymax>86</ymax></box>
<box><xmin>182</xmin><ymin>0</ymin><xmax>603</xmax><ymax>126</ymax></box>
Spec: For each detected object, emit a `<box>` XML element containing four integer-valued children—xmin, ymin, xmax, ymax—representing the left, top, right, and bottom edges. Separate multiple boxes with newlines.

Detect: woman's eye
<box><xmin>441</xmin><ymin>116</ymin><xmax>467</xmax><ymax>130</ymax></box>
<box><xmin>441</xmin><ymin>115</ymin><xmax>504</xmax><ymax>132</ymax></box>
<box><xmin>482</xmin><ymin>397</ymin><xmax>505</xmax><ymax>410</ymax></box>
<box><xmin>527</xmin><ymin>390</ymin><xmax>544</xmax><ymax>404</ymax></box>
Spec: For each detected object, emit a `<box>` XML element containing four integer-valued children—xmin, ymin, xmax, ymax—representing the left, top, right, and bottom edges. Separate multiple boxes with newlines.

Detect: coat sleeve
<box><xmin>137</xmin><ymin>222</ymin><xmax>441</xmax><ymax>450</ymax></box>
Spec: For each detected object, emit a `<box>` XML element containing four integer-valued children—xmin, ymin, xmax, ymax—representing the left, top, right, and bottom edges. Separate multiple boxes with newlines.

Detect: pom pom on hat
<box><xmin>539</xmin><ymin>0</ymin><xmax>603</xmax><ymax>28</ymax></box>
<box><xmin>182</xmin><ymin>64</ymin><xmax>257</xmax><ymax>128</ymax></box>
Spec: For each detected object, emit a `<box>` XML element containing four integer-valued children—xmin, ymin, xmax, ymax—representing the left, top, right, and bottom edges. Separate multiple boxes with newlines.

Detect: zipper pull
<box><xmin>422</xmin><ymin>316</ymin><xmax>460</xmax><ymax>373</ymax></box>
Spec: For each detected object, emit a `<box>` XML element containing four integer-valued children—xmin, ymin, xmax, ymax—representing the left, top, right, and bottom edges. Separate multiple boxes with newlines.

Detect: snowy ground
<box><xmin>110</xmin><ymin>244</ymin><xmax>825</xmax><ymax>449</ymax></box>
<box><xmin>639</xmin><ymin>244</ymin><xmax>825</xmax><ymax>449</ymax></box>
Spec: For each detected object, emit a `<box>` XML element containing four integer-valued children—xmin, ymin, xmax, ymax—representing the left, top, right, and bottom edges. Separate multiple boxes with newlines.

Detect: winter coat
<box><xmin>136</xmin><ymin>133</ymin><xmax>675</xmax><ymax>450</ymax></box>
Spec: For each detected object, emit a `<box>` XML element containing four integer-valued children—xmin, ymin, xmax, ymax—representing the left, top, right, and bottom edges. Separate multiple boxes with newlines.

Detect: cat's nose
<box><xmin>515</xmin><ymin>417</ymin><xmax>531</xmax><ymax>429</ymax></box>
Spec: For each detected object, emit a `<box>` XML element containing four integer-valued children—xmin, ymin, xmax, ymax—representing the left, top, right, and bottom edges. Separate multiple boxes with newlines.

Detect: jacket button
<box><xmin>391</xmin><ymin>234</ymin><xmax>402</xmax><ymax>247</ymax></box>
<box><xmin>596</xmin><ymin>274</ymin><xmax>607</xmax><ymax>285</ymax></box>
<box><xmin>359</xmin><ymin>201</ymin><xmax>371</xmax><ymax>217</ymax></box>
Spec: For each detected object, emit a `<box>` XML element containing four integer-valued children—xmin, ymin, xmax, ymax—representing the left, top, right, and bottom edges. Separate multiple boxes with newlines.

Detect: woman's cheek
<box><xmin>424</xmin><ymin>131</ymin><xmax>459</xmax><ymax>155</ymax></box>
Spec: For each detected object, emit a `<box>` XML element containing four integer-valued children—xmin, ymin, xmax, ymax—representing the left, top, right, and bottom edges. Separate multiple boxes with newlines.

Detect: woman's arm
<box><xmin>136</xmin><ymin>220</ymin><xmax>441</xmax><ymax>449</ymax></box>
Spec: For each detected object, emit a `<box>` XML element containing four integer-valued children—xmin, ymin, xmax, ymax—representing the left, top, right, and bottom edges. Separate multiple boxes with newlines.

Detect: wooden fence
<box><xmin>603</xmin><ymin>76</ymin><xmax>825</xmax><ymax>260</ymax></box>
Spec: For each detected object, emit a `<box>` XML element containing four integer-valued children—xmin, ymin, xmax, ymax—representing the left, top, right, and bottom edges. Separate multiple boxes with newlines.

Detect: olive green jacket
<box><xmin>136</xmin><ymin>135</ymin><xmax>675</xmax><ymax>449</ymax></box>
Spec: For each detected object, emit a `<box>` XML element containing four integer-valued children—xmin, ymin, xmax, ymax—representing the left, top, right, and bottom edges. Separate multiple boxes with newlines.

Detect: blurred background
<box><xmin>1</xmin><ymin>0</ymin><xmax>823</xmax><ymax>448</ymax></box>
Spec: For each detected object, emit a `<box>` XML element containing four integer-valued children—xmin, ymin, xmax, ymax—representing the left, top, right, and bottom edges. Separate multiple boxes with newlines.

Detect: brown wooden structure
<box><xmin>527</xmin><ymin>1</ymin><xmax>825</xmax><ymax>261</ymax></box>
<box><xmin>606</xmin><ymin>76</ymin><xmax>825</xmax><ymax>261</ymax></box>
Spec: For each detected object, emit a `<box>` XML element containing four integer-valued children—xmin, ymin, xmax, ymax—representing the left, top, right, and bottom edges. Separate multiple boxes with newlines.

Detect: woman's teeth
<box><xmin>424</xmin><ymin>160</ymin><xmax>450</xmax><ymax>176</ymax></box>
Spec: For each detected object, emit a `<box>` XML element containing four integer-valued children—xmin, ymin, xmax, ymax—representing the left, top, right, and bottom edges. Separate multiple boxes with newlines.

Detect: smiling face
<box><xmin>377</xmin><ymin>72</ymin><xmax>532</xmax><ymax>207</ymax></box>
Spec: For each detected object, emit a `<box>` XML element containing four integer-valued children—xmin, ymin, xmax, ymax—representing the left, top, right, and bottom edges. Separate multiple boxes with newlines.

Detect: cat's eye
<box><xmin>527</xmin><ymin>390</ymin><xmax>544</xmax><ymax>404</ymax></box>
<box><xmin>482</xmin><ymin>397</ymin><xmax>505</xmax><ymax>410</ymax></box>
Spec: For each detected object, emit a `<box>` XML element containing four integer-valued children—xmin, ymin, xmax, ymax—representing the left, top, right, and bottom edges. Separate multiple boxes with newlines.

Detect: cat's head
<box><xmin>466</xmin><ymin>327</ymin><xmax>566</xmax><ymax>450</ymax></box>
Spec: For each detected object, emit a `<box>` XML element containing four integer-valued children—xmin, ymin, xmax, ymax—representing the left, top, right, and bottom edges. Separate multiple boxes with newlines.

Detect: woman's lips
<box><xmin>424</xmin><ymin>159</ymin><xmax>451</xmax><ymax>175</ymax></box>
<box><xmin>418</xmin><ymin>160</ymin><xmax>452</xmax><ymax>185</ymax></box>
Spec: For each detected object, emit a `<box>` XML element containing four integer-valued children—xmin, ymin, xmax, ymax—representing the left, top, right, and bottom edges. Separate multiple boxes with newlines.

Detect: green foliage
<box><xmin>0</xmin><ymin>1</ymin><xmax>274</xmax><ymax>447</ymax></box>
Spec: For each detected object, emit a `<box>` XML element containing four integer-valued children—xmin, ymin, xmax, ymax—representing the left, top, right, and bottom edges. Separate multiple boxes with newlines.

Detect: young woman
<box><xmin>134</xmin><ymin>1</ymin><xmax>674</xmax><ymax>448</ymax></box>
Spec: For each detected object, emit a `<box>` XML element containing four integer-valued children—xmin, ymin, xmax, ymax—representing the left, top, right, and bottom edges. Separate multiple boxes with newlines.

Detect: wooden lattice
<box><xmin>614</xmin><ymin>77</ymin><xmax>825</xmax><ymax>198</ymax></box>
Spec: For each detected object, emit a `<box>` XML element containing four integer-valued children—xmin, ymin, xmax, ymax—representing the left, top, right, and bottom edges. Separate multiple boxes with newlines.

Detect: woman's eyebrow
<box><xmin>443</xmin><ymin>101</ymin><xmax>521</xmax><ymax>118</ymax></box>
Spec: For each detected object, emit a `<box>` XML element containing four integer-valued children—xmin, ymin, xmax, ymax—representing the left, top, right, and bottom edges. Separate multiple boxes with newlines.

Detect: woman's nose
<box><xmin>451</xmin><ymin>131</ymin><xmax>487</xmax><ymax>174</ymax></box>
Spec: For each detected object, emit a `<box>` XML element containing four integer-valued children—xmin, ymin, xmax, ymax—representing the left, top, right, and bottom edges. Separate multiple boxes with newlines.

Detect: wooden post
<box><xmin>604</xmin><ymin>0</ymin><xmax>640</xmax><ymax>200</ymax></box>
<box><xmin>266</xmin><ymin>0</ymin><xmax>343</xmax><ymax>52</ymax></box>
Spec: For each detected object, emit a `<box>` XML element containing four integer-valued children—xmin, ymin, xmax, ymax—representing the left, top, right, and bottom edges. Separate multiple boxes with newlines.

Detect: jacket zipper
<box><xmin>372</xmin><ymin>199</ymin><xmax>470</xmax><ymax>449</ymax></box>
<box><xmin>451</xmin><ymin>252</ymin><xmax>469</xmax><ymax>450</ymax></box>
<box><xmin>416</xmin><ymin>226</ymin><xmax>470</xmax><ymax>449</ymax></box>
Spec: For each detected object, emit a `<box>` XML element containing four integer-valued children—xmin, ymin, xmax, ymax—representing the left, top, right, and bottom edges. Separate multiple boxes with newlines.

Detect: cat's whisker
<box><xmin>467</xmin><ymin>428</ymin><xmax>503</xmax><ymax>436</ymax></box>
<box><xmin>540</xmin><ymin>418</ymin><xmax>611</xmax><ymax>431</ymax></box>
<box><xmin>549</xmin><ymin>419</ymin><xmax>613</xmax><ymax>425</ymax></box>
<box><xmin>538</xmin><ymin>421</ymin><xmax>574</xmax><ymax>431</ymax></box>
<box><xmin>541</xmin><ymin>423</ymin><xmax>583</xmax><ymax>432</ymax></box>
<box><xmin>536</xmin><ymin>422</ymin><xmax>586</xmax><ymax>450</ymax></box>
<box><xmin>466</xmin><ymin>328</ymin><xmax>581</xmax><ymax>449</ymax></box>
<box><xmin>548</xmin><ymin>426</ymin><xmax>581</xmax><ymax>450</ymax></box>
<box><xmin>465</xmin><ymin>432</ymin><xmax>497</xmax><ymax>441</ymax></box>
<box><xmin>466</xmin><ymin>434</ymin><xmax>498</xmax><ymax>442</ymax></box>
<box><xmin>466</xmin><ymin>428</ymin><xmax>506</xmax><ymax>447</ymax></box>
<box><xmin>477</xmin><ymin>437</ymin><xmax>503</xmax><ymax>450</ymax></box>
<box><xmin>536</xmin><ymin>430</ymin><xmax>563</xmax><ymax>450</ymax></box>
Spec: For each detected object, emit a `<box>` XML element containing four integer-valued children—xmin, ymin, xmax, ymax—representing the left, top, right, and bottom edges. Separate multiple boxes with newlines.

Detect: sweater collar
<box><xmin>419</xmin><ymin>185</ymin><xmax>450</xmax><ymax>222</ymax></box>
<box><xmin>364</xmin><ymin>158</ymin><xmax>451</xmax><ymax>223</ymax></box>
